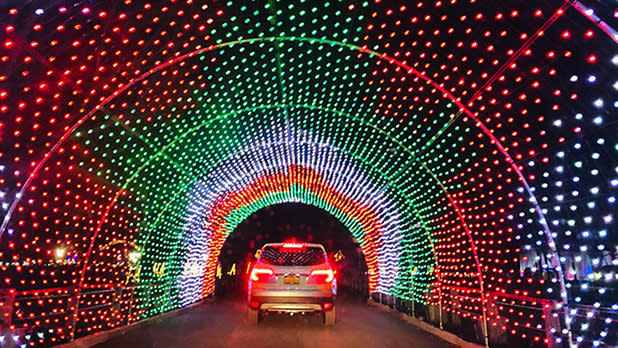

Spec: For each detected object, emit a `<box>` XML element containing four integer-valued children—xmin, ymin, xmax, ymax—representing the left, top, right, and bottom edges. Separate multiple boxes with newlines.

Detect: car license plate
<box><xmin>284</xmin><ymin>275</ymin><xmax>300</xmax><ymax>284</ymax></box>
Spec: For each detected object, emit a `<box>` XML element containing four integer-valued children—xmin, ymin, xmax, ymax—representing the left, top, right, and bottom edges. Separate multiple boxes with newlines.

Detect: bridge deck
<box><xmin>92</xmin><ymin>297</ymin><xmax>455</xmax><ymax>348</ymax></box>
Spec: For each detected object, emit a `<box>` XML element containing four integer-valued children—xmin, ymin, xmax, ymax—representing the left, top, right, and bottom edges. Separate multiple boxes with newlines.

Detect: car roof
<box><xmin>261</xmin><ymin>242</ymin><xmax>325</xmax><ymax>250</ymax></box>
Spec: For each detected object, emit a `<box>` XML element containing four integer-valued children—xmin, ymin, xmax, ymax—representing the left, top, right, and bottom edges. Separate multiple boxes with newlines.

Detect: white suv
<box><xmin>247</xmin><ymin>242</ymin><xmax>337</xmax><ymax>325</ymax></box>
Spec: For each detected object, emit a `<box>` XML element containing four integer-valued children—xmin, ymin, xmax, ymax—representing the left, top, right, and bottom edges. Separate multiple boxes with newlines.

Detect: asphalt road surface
<box><xmin>92</xmin><ymin>297</ymin><xmax>455</xmax><ymax>348</ymax></box>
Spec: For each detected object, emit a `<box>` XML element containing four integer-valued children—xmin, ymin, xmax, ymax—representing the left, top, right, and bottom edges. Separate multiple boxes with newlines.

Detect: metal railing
<box><xmin>372</xmin><ymin>289</ymin><xmax>568</xmax><ymax>348</ymax></box>
<box><xmin>1</xmin><ymin>284</ymin><xmax>146</xmax><ymax>346</ymax></box>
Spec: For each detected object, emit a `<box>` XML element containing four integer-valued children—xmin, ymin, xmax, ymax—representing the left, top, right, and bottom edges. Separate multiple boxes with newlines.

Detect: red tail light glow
<box><xmin>250</xmin><ymin>267</ymin><xmax>273</xmax><ymax>281</ymax></box>
<box><xmin>310</xmin><ymin>268</ymin><xmax>334</xmax><ymax>282</ymax></box>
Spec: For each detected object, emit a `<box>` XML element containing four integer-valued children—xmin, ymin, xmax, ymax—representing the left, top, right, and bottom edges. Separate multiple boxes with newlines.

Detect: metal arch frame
<box><xmin>568</xmin><ymin>0</ymin><xmax>618</xmax><ymax>45</ymax></box>
<box><xmin>0</xmin><ymin>35</ymin><xmax>580</xmax><ymax>346</ymax></box>
<box><xmin>0</xmin><ymin>36</ymin><xmax>478</xmax><ymax>286</ymax></box>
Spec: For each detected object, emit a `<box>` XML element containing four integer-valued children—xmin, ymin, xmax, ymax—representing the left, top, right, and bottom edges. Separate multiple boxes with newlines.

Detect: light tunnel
<box><xmin>0</xmin><ymin>0</ymin><xmax>616</xmax><ymax>347</ymax></box>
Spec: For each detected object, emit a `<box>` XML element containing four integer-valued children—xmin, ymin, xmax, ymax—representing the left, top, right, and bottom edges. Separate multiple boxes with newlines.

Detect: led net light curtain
<box><xmin>0</xmin><ymin>0</ymin><xmax>616</xmax><ymax>346</ymax></box>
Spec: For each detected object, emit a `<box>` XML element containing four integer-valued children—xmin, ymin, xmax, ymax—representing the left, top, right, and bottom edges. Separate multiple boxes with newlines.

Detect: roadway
<box><xmin>92</xmin><ymin>296</ymin><xmax>455</xmax><ymax>348</ymax></box>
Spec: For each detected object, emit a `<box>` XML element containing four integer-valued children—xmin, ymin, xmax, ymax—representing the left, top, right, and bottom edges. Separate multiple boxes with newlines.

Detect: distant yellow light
<box><xmin>216</xmin><ymin>264</ymin><xmax>222</xmax><ymax>279</ymax></box>
<box><xmin>54</xmin><ymin>247</ymin><xmax>66</xmax><ymax>260</ymax></box>
<box><xmin>128</xmin><ymin>251</ymin><xmax>142</xmax><ymax>264</ymax></box>
<box><xmin>227</xmin><ymin>263</ymin><xmax>236</xmax><ymax>276</ymax></box>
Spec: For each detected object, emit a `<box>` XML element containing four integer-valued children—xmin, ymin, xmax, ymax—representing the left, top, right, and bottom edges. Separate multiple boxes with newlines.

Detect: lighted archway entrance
<box><xmin>213</xmin><ymin>203</ymin><xmax>369</xmax><ymax>299</ymax></box>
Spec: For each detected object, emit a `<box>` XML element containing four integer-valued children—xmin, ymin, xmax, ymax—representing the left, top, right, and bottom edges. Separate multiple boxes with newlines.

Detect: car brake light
<box><xmin>323</xmin><ymin>302</ymin><xmax>333</xmax><ymax>310</ymax></box>
<box><xmin>283</xmin><ymin>243</ymin><xmax>305</xmax><ymax>249</ymax></box>
<box><xmin>250</xmin><ymin>301</ymin><xmax>260</xmax><ymax>309</ymax></box>
<box><xmin>250</xmin><ymin>267</ymin><xmax>273</xmax><ymax>281</ymax></box>
<box><xmin>310</xmin><ymin>269</ymin><xmax>334</xmax><ymax>282</ymax></box>
<box><xmin>282</xmin><ymin>242</ymin><xmax>305</xmax><ymax>249</ymax></box>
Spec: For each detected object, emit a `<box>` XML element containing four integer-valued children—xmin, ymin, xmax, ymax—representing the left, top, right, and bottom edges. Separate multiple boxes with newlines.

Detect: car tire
<box><xmin>248</xmin><ymin>307</ymin><xmax>260</xmax><ymax>324</ymax></box>
<box><xmin>323</xmin><ymin>306</ymin><xmax>335</xmax><ymax>326</ymax></box>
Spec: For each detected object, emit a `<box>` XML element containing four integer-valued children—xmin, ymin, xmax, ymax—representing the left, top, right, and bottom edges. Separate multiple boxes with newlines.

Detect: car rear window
<box><xmin>259</xmin><ymin>246</ymin><xmax>326</xmax><ymax>266</ymax></box>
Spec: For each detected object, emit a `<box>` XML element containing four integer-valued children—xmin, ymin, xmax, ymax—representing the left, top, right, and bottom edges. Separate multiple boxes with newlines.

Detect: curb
<box><xmin>368</xmin><ymin>300</ymin><xmax>484</xmax><ymax>348</ymax></box>
<box><xmin>55</xmin><ymin>297</ymin><xmax>213</xmax><ymax>348</ymax></box>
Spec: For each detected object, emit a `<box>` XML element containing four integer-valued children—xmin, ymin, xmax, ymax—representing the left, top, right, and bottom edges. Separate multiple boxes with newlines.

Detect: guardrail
<box><xmin>0</xmin><ymin>285</ymin><xmax>143</xmax><ymax>346</ymax></box>
<box><xmin>371</xmin><ymin>290</ymin><xmax>568</xmax><ymax>348</ymax></box>
<box><xmin>2</xmin><ymin>281</ymin><xmax>603</xmax><ymax>347</ymax></box>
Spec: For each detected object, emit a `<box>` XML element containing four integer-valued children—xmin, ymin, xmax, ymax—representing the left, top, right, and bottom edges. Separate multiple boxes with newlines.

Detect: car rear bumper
<box><xmin>250</xmin><ymin>294</ymin><xmax>334</xmax><ymax>313</ymax></box>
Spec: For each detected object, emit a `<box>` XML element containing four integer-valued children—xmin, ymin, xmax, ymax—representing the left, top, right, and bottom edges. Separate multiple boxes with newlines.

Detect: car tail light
<box><xmin>281</xmin><ymin>242</ymin><xmax>306</xmax><ymax>251</ymax></box>
<box><xmin>310</xmin><ymin>268</ymin><xmax>334</xmax><ymax>283</ymax></box>
<box><xmin>250</xmin><ymin>267</ymin><xmax>273</xmax><ymax>281</ymax></box>
<box><xmin>323</xmin><ymin>302</ymin><xmax>333</xmax><ymax>310</ymax></box>
<box><xmin>282</xmin><ymin>242</ymin><xmax>305</xmax><ymax>248</ymax></box>
<box><xmin>250</xmin><ymin>301</ymin><xmax>260</xmax><ymax>309</ymax></box>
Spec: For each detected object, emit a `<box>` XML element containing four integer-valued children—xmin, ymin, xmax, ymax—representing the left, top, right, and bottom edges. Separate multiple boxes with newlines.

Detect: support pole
<box><xmin>68</xmin><ymin>288</ymin><xmax>79</xmax><ymax>341</ymax></box>
<box><xmin>0</xmin><ymin>289</ymin><xmax>15</xmax><ymax>326</ymax></box>
<box><xmin>438</xmin><ymin>284</ymin><xmax>443</xmax><ymax>330</ymax></box>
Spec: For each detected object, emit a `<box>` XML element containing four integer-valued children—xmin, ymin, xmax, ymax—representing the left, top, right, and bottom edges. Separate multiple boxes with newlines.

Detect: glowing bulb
<box><xmin>54</xmin><ymin>247</ymin><xmax>66</xmax><ymax>260</ymax></box>
<box><xmin>128</xmin><ymin>251</ymin><xmax>142</xmax><ymax>264</ymax></box>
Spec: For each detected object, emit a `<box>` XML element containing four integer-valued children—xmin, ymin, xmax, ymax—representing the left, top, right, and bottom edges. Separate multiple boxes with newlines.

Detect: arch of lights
<box><xmin>0</xmin><ymin>1</ymin><xmax>616</xmax><ymax>347</ymax></box>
